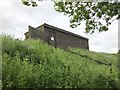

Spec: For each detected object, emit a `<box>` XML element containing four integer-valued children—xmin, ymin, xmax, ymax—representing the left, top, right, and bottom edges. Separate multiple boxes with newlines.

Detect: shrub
<box><xmin>1</xmin><ymin>35</ymin><xmax>118</xmax><ymax>88</ymax></box>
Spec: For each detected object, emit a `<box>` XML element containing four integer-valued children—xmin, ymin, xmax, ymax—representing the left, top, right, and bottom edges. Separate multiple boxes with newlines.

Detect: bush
<box><xmin>1</xmin><ymin>35</ymin><xmax>118</xmax><ymax>88</ymax></box>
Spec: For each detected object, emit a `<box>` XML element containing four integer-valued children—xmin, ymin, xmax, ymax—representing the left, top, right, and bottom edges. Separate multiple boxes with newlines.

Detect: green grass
<box><xmin>68</xmin><ymin>48</ymin><xmax>118</xmax><ymax>67</ymax></box>
<box><xmin>1</xmin><ymin>35</ymin><xmax>119</xmax><ymax>88</ymax></box>
<box><xmin>0</xmin><ymin>80</ymin><xmax>2</xmax><ymax>89</ymax></box>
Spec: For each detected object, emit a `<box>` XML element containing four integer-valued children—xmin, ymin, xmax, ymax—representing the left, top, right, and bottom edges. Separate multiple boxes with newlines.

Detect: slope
<box><xmin>1</xmin><ymin>35</ymin><xmax>119</xmax><ymax>88</ymax></box>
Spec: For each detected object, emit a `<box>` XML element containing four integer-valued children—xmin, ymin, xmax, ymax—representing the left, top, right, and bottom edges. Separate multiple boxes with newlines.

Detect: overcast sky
<box><xmin>0</xmin><ymin>0</ymin><xmax>118</xmax><ymax>53</ymax></box>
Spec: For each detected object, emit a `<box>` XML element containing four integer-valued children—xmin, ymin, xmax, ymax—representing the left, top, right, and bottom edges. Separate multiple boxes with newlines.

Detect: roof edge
<box><xmin>43</xmin><ymin>23</ymin><xmax>88</xmax><ymax>40</ymax></box>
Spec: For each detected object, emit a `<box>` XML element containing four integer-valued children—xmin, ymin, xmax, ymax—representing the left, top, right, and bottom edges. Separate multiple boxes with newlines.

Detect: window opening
<box><xmin>50</xmin><ymin>36</ymin><xmax>54</xmax><ymax>41</ymax></box>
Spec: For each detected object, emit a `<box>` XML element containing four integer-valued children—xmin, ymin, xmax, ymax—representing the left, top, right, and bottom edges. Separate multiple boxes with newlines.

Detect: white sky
<box><xmin>0</xmin><ymin>0</ymin><xmax>118</xmax><ymax>53</ymax></box>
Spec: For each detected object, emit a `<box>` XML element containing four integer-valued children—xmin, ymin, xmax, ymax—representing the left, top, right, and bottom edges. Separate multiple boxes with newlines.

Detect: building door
<box><xmin>48</xmin><ymin>31</ymin><xmax>56</xmax><ymax>47</ymax></box>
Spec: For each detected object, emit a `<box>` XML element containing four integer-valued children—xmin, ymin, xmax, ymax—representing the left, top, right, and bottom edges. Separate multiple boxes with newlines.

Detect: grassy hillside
<box><xmin>68</xmin><ymin>48</ymin><xmax>118</xmax><ymax>67</ymax></box>
<box><xmin>1</xmin><ymin>35</ymin><xmax>119</xmax><ymax>88</ymax></box>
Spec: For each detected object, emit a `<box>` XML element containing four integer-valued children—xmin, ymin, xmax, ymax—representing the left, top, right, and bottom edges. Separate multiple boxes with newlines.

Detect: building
<box><xmin>25</xmin><ymin>23</ymin><xmax>89</xmax><ymax>50</ymax></box>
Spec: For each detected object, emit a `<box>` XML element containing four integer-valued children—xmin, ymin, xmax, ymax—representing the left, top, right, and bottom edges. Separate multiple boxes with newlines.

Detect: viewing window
<box><xmin>50</xmin><ymin>37</ymin><xmax>54</xmax><ymax>41</ymax></box>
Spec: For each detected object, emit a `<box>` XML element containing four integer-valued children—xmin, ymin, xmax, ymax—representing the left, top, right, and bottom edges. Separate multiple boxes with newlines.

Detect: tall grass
<box><xmin>1</xmin><ymin>35</ymin><xmax>119</xmax><ymax>88</ymax></box>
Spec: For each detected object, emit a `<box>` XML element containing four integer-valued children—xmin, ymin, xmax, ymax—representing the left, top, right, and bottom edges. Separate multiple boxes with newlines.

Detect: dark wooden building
<box><xmin>25</xmin><ymin>23</ymin><xmax>89</xmax><ymax>49</ymax></box>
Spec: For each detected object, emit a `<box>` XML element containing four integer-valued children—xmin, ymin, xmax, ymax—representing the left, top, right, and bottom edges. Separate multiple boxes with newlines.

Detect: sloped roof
<box><xmin>37</xmin><ymin>23</ymin><xmax>88</xmax><ymax>40</ymax></box>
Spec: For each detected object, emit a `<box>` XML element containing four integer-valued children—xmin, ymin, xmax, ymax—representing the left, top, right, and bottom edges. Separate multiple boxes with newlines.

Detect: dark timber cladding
<box><xmin>25</xmin><ymin>23</ymin><xmax>89</xmax><ymax>50</ymax></box>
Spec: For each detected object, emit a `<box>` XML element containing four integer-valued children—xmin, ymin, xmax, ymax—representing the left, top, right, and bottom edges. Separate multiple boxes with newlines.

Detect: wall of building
<box><xmin>25</xmin><ymin>25</ymin><xmax>89</xmax><ymax>50</ymax></box>
<box><xmin>44</xmin><ymin>26</ymin><xmax>89</xmax><ymax>49</ymax></box>
<box><xmin>27</xmin><ymin>26</ymin><xmax>48</xmax><ymax>43</ymax></box>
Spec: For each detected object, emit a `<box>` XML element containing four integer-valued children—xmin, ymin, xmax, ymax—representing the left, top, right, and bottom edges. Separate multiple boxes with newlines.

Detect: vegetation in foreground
<box><xmin>1</xmin><ymin>35</ymin><xmax>119</xmax><ymax>88</ymax></box>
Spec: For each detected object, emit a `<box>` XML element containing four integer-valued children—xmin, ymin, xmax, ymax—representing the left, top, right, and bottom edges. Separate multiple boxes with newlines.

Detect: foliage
<box><xmin>22</xmin><ymin>0</ymin><xmax>37</xmax><ymax>7</ymax></box>
<box><xmin>21</xmin><ymin>0</ymin><xmax>120</xmax><ymax>34</ymax></box>
<box><xmin>118</xmin><ymin>50</ymin><xmax>120</xmax><ymax>54</ymax></box>
<box><xmin>0</xmin><ymin>79</ymin><xmax>1</xmax><ymax>88</ymax></box>
<box><xmin>54</xmin><ymin>1</ymin><xmax>120</xmax><ymax>34</ymax></box>
<box><xmin>1</xmin><ymin>35</ymin><xmax>119</xmax><ymax>88</ymax></box>
<box><xmin>68</xmin><ymin>48</ymin><xmax>118</xmax><ymax>67</ymax></box>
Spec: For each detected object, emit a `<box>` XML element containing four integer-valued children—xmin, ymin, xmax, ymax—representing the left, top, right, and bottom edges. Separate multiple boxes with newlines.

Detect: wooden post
<box><xmin>109</xmin><ymin>62</ymin><xmax>112</xmax><ymax>74</ymax></box>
